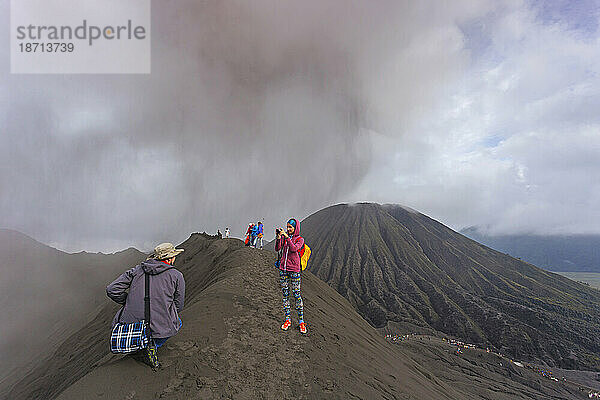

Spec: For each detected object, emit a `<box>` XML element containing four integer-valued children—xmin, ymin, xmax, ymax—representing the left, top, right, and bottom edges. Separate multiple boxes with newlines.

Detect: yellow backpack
<box><xmin>299</xmin><ymin>243</ymin><xmax>311</xmax><ymax>271</ymax></box>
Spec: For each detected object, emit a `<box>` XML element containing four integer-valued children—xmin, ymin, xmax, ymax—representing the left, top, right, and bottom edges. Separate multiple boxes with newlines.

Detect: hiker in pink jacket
<box><xmin>275</xmin><ymin>218</ymin><xmax>307</xmax><ymax>334</ymax></box>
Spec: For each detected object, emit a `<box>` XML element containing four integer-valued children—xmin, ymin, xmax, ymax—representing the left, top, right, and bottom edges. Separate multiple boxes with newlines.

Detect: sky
<box><xmin>1</xmin><ymin>0</ymin><xmax>600</xmax><ymax>252</ymax></box>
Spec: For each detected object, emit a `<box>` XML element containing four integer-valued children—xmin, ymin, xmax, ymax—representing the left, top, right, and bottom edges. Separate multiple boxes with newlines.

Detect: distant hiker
<box><xmin>225</xmin><ymin>227</ymin><xmax>230</xmax><ymax>238</ymax></box>
<box><xmin>217</xmin><ymin>229</ymin><xmax>222</xmax><ymax>239</ymax></box>
<box><xmin>251</xmin><ymin>223</ymin><xmax>259</xmax><ymax>247</ymax></box>
<box><xmin>275</xmin><ymin>218</ymin><xmax>307</xmax><ymax>334</ymax></box>
<box><xmin>256</xmin><ymin>221</ymin><xmax>264</xmax><ymax>249</ymax></box>
<box><xmin>245</xmin><ymin>223</ymin><xmax>253</xmax><ymax>246</ymax></box>
<box><xmin>107</xmin><ymin>243</ymin><xmax>185</xmax><ymax>366</ymax></box>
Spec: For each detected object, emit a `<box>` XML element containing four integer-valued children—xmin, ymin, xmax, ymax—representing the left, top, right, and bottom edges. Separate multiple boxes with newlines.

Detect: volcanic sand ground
<box><xmin>49</xmin><ymin>237</ymin><xmax>588</xmax><ymax>400</ymax></box>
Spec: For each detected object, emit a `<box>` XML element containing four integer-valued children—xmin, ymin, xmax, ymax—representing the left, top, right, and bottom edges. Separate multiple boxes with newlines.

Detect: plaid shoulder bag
<box><xmin>110</xmin><ymin>272</ymin><xmax>152</xmax><ymax>354</ymax></box>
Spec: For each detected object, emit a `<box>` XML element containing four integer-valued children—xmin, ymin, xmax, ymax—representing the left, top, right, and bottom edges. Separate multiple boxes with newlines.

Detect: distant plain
<box><xmin>557</xmin><ymin>272</ymin><xmax>600</xmax><ymax>289</ymax></box>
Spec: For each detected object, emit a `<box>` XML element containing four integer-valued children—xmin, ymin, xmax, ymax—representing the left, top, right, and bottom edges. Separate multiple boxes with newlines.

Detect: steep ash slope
<box><xmin>301</xmin><ymin>203</ymin><xmax>600</xmax><ymax>370</ymax></box>
<box><xmin>0</xmin><ymin>229</ymin><xmax>145</xmax><ymax>397</ymax></box>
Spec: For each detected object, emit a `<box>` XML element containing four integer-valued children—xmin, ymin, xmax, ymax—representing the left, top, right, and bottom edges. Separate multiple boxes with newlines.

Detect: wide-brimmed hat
<box><xmin>149</xmin><ymin>242</ymin><xmax>184</xmax><ymax>260</ymax></box>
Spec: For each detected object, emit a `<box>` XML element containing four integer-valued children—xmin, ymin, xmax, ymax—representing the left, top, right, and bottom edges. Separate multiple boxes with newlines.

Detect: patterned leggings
<box><xmin>279</xmin><ymin>270</ymin><xmax>304</xmax><ymax>323</ymax></box>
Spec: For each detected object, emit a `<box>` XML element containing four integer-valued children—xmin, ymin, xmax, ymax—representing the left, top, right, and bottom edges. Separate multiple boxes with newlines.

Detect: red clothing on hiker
<box><xmin>275</xmin><ymin>218</ymin><xmax>304</xmax><ymax>273</ymax></box>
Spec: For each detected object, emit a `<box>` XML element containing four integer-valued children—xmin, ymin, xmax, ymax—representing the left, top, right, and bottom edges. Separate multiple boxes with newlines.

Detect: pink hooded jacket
<box><xmin>275</xmin><ymin>218</ymin><xmax>304</xmax><ymax>273</ymax></box>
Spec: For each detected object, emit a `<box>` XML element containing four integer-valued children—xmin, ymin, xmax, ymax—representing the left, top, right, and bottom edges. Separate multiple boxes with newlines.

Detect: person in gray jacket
<box><xmin>107</xmin><ymin>242</ymin><xmax>185</xmax><ymax>349</ymax></box>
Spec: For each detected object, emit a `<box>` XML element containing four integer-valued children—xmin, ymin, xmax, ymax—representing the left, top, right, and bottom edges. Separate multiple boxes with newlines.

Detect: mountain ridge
<box><xmin>300</xmin><ymin>203</ymin><xmax>600</xmax><ymax>370</ymax></box>
<box><xmin>460</xmin><ymin>227</ymin><xmax>600</xmax><ymax>272</ymax></box>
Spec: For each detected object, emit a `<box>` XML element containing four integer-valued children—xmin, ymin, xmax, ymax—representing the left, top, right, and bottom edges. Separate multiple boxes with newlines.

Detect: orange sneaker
<box><xmin>281</xmin><ymin>319</ymin><xmax>292</xmax><ymax>331</ymax></box>
<box><xmin>299</xmin><ymin>322</ymin><xmax>307</xmax><ymax>334</ymax></box>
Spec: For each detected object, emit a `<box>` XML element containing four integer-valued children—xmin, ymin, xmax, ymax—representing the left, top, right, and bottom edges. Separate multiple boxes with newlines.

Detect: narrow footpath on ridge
<box><xmin>54</xmin><ymin>235</ymin><xmax>457</xmax><ymax>400</ymax></box>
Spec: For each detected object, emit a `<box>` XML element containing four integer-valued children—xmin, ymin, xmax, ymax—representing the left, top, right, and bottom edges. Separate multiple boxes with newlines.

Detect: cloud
<box><xmin>350</xmin><ymin>0</ymin><xmax>600</xmax><ymax>235</ymax></box>
<box><xmin>1</xmin><ymin>0</ymin><xmax>494</xmax><ymax>251</ymax></box>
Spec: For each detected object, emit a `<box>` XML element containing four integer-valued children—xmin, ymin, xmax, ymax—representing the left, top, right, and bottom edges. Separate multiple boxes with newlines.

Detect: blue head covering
<box><xmin>287</xmin><ymin>219</ymin><xmax>296</xmax><ymax>228</ymax></box>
